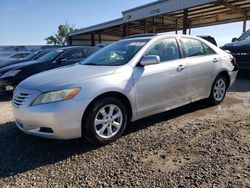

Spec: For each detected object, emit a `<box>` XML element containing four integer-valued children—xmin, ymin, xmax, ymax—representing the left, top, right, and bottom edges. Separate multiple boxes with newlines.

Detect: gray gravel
<box><xmin>0</xmin><ymin>79</ymin><xmax>250</xmax><ymax>187</ymax></box>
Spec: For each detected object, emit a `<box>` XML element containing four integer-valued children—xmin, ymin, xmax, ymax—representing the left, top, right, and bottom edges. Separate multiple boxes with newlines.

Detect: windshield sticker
<box><xmin>129</xmin><ymin>42</ymin><xmax>146</xmax><ymax>46</ymax></box>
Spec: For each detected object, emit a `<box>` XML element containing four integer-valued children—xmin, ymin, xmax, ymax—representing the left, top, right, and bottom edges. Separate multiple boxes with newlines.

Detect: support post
<box><xmin>175</xmin><ymin>19</ymin><xmax>178</xmax><ymax>34</ymax></box>
<box><xmin>183</xmin><ymin>9</ymin><xmax>188</xmax><ymax>35</ymax></box>
<box><xmin>243</xmin><ymin>15</ymin><xmax>247</xmax><ymax>32</ymax></box>
<box><xmin>153</xmin><ymin>17</ymin><xmax>156</xmax><ymax>33</ymax></box>
<box><xmin>68</xmin><ymin>36</ymin><xmax>72</xmax><ymax>45</ymax></box>
<box><xmin>98</xmin><ymin>33</ymin><xmax>101</xmax><ymax>44</ymax></box>
<box><xmin>123</xmin><ymin>23</ymin><xmax>128</xmax><ymax>37</ymax></box>
<box><xmin>143</xmin><ymin>19</ymin><xmax>146</xmax><ymax>33</ymax></box>
<box><xmin>91</xmin><ymin>32</ymin><xmax>95</xmax><ymax>46</ymax></box>
<box><xmin>189</xmin><ymin>20</ymin><xmax>191</xmax><ymax>35</ymax></box>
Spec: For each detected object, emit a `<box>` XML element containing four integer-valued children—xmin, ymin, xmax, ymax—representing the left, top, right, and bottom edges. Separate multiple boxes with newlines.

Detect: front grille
<box><xmin>13</xmin><ymin>92</ymin><xmax>31</xmax><ymax>107</ymax></box>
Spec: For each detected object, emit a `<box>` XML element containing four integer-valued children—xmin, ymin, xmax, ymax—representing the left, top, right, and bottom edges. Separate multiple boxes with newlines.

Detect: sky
<box><xmin>0</xmin><ymin>0</ymin><xmax>249</xmax><ymax>46</ymax></box>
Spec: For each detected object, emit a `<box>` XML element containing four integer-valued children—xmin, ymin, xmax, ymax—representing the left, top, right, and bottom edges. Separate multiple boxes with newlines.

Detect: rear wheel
<box><xmin>208</xmin><ymin>75</ymin><xmax>228</xmax><ymax>105</ymax></box>
<box><xmin>83</xmin><ymin>97</ymin><xmax>127</xmax><ymax>145</ymax></box>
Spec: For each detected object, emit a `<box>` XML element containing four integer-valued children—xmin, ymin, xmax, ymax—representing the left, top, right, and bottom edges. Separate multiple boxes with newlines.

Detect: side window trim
<box><xmin>175</xmin><ymin>37</ymin><xmax>185</xmax><ymax>59</ymax></box>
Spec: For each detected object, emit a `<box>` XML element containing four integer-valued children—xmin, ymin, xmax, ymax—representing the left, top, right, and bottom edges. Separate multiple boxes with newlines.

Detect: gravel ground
<box><xmin>0</xmin><ymin>79</ymin><xmax>249</xmax><ymax>187</ymax></box>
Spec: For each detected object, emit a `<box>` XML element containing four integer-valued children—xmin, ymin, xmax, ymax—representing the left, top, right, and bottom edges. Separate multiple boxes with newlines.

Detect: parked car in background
<box><xmin>0</xmin><ymin>46</ymin><xmax>98</xmax><ymax>91</ymax></box>
<box><xmin>0</xmin><ymin>49</ymin><xmax>53</xmax><ymax>69</ymax></box>
<box><xmin>0</xmin><ymin>46</ymin><xmax>30</xmax><ymax>57</ymax></box>
<box><xmin>31</xmin><ymin>45</ymin><xmax>63</xmax><ymax>51</ymax></box>
<box><xmin>221</xmin><ymin>29</ymin><xmax>250</xmax><ymax>72</ymax></box>
<box><xmin>8</xmin><ymin>52</ymin><xmax>31</xmax><ymax>59</ymax></box>
<box><xmin>198</xmin><ymin>35</ymin><xmax>217</xmax><ymax>46</ymax></box>
<box><xmin>95</xmin><ymin>44</ymin><xmax>107</xmax><ymax>48</ymax></box>
<box><xmin>11</xmin><ymin>34</ymin><xmax>238</xmax><ymax>145</ymax></box>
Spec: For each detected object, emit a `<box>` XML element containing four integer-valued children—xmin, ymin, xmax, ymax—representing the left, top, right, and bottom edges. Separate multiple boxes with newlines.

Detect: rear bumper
<box><xmin>228</xmin><ymin>70</ymin><xmax>238</xmax><ymax>88</ymax></box>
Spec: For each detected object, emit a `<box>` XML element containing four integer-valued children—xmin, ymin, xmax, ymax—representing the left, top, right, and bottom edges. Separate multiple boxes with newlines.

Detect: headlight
<box><xmin>32</xmin><ymin>88</ymin><xmax>81</xmax><ymax>106</ymax></box>
<box><xmin>1</xmin><ymin>70</ymin><xmax>21</xmax><ymax>78</ymax></box>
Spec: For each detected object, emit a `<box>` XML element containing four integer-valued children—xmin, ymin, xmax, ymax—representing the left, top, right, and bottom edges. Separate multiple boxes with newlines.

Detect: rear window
<box><xmin>181</xmin><ymin>38</ymin><xmax>206</xmax><ymax>57</ymax></box>
<box><xmin>181</xmin><ymin>38</ymin><xmax>216</xmax><ymax>57</ymax></box>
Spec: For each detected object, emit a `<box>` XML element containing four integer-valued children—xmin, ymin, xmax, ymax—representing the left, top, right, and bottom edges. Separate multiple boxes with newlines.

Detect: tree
<box><xmin>45</xmin><ymin>22</ymin><xmax>74</xmax><ymax>45</ymax></box>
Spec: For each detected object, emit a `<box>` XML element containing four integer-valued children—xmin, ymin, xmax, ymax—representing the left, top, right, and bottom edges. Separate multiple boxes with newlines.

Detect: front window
<box><xmin>37</xmin><ymin>49</ymin><xmax>65</xmax><ymax>61</ymax></box>
<box><xmin>144</xmin><ymin>38</ymin><xmax>181</xmax><ymax>62</ymax></box>
<box><xmin>80</xmin><ymin>39</ymin><xmax>149</xmax><ymax>66</ymax></box>
<box><xmin>238</xmin><ymin>30</ymin><xmax>250</xmax><ymax>41</ymax></box>
<box><xmin>33</xmin><ymin>50</ymin><xmax>50</xmax><ymax>60</ymax></box>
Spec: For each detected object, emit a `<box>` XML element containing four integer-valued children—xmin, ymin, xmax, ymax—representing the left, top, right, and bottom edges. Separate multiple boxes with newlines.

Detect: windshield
<box><xmin>37</xmin><ymin>49</ymin><xmax>64</xmax><ymax>61</ymax></box>
<box><xmin>238</xmin><ymin>30</ymin><xmax>250</xmax><ymax>41</ymax></box>
<box><xmin>22</xmin><ymin>51</ymin><xmax>40</xmax><ymax>60</ymax></box>
<box><xmin>80</xmin><ymin>39</ymin><xmax>149</xmax><ymax>66</ymax></box>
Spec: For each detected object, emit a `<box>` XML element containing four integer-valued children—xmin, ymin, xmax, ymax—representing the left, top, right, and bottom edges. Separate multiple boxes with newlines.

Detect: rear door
<box><xmin>133</xmin><ymin>37</ymin><xmax>190</xmax><ymax>115</ymax></box>
<box><xmin>179</xmin><ymin>37</ymin><xmax>220</xmax><ymax>98</ymax></box>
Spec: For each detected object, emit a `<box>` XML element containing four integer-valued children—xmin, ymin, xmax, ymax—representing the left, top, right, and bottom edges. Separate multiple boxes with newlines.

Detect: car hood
<box><xmin>0</xmin><ymin>58</ymin><xmax>27</xmax><ymax>69</ymax></box>
<box><xmin>223</xmin><ymin>39</ymin><xmax>250</xmax><ymax>49</ymax></box>
<box><xmin>18</xmin><ymin>64</ymin><xmax>120</xmax><ymax>92</ymax></box>
<box><xmin>0</xmin><ymin>60</ymin><xmax>42</xmax><ymax>74</ymax></box>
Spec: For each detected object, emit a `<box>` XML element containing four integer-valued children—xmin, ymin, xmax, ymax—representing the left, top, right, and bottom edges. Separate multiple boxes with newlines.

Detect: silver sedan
<box><xmin>12</xmin><ymin>34</ymin><xmax>238</xmax><ymax>145</ymax></box>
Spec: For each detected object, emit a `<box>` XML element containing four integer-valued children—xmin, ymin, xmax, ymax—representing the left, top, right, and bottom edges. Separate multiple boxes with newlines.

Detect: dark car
<box><xmin>197</xmin><ymin>35</ymin><xmax>217</xmax><ymax>46</ymax></box>
<box><xmin>0</xmin><ymin>49</ymin><xmax>53</xmax><ymax>69</ymax></box>
<box><xmin>0</xmin><ymin>46</ymin><xmax>98</xmax><ymax>91</ymax></box>
<box><xmin>221</xmin><ymin>29</ymin><xmax>250</xmax><ymax>72</ymax></box>
<box><xmin>0</xmin><ymin>46</ymin><xmax>30</xmax><ymax>57</ymax></box>
<box><xmin>8</xmin><ymin>52</ymin><xmax>32</xmax><ymax>59</ymax></box>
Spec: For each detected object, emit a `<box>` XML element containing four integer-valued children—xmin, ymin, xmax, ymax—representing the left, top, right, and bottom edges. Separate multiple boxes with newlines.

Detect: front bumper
<box><xmin>12</xmin><ymin>86</ymin><xmax>91</xmax><ymax>140</ymax></box>
<box><xmin>0</xmin><ymin>76</ymin><xmax>20</xmax><ymax>87</ymax></box>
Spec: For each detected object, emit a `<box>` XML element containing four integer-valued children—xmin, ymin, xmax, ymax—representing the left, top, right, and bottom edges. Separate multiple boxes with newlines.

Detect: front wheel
<box><xmin>83</xmin><ymin>97</ymin><xmax>127</xmax><ymax>145</ymax></box>
<box><xmin>208</xmin><ymin>75</ymin><xmax>228</xmax><ymax>105</ymax></box>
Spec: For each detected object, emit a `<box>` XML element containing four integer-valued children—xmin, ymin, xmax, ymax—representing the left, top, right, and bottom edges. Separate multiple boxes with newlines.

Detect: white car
<box><xmin>12</xmin><ymin>34</ymin><xmax>238</xmax><ymax>145</ymax></box>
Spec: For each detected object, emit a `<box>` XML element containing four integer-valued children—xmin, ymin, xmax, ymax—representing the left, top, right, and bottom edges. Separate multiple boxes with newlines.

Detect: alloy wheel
<box><xmin>213</xmin><ymin>78</ymin><xmax>226</xmax><ymax>101</ymax></box>
<box><xmin>94</xmin><ymin>104</ymin><xmax>123</xmax><ymax>139</ymax></box>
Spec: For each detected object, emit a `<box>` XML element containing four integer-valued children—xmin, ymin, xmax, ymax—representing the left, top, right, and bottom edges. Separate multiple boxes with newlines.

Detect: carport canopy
<box><xmin>68</xmin><ymin>0</ymin><xmax>250</xmax><ymax>46</ymax></box>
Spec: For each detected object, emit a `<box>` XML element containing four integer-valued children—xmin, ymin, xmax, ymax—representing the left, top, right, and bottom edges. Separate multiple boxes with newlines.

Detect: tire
<box><xmin>83</xmin><ymin>97</ymin><xmax>127</xmax><ymax>145</ymax></box>
<box><xmin>208</xmin><ymin>75</ymin><xmax>228</xmax><ymax>105</ymax></box>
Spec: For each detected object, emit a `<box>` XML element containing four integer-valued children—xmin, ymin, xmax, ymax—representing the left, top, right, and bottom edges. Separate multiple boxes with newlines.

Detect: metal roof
<box><xmin>68</xmin><ymin>0</ymin><xmax>250</xmax><ymax>45</ymax></box>
<box><xmin>69</xmin><ymin>18</ymin><xmax>123</xmax><ymax>37</ymax></box>
<box><xmin>122</xmin><ymin>0</ymin><xmax>170</xmax><ymax>14</ymax></box>
<box><xmin>122</xmin><ymin>0</ymin><xmax>217</xmax><ymax>22</ymax></box>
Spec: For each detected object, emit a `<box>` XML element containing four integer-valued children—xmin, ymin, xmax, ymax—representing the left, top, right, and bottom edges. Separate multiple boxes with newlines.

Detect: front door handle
<box><xmin>177</xmin><ymin>64</ymin><xmax>186</xmax><ymax>71</ymax></box>
<box><xmin>213</xmin><ymin>58</ymin><xmax>219</xmax><ymax>63</ymax></box>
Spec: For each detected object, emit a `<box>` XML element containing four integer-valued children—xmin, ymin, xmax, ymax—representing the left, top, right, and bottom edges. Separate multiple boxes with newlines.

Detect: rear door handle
<box><xmin>213</xmin><ymin>58</ymin><xmax>219</xmax><ymax>63</ymax></box>
<box><xmin>177</xmin><ymin>64</ymin><xmax>186</xmax><ymax>71</ymax></box>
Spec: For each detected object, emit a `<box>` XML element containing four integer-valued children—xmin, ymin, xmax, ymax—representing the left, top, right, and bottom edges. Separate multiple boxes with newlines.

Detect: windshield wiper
<box><xmin>83</xmin><ymin>63</ymin><xmax>99</xmax><ymax>65</ymax></box>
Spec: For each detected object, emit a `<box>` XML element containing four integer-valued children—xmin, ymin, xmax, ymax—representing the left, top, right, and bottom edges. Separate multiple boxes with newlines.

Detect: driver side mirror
<box><xmin>54</xmin><ymin>57</ymin><xmax>67</xmax><ymax>64</ymax></box>
<box><xmin>140</xmin><ymin>55</ymin><xmax>160</xmax><ymax>66</ymax></box>
<box><xmin>232</xmin><ymin>37</ymin><xmax>238</xmax><ymax>42</ymax></box>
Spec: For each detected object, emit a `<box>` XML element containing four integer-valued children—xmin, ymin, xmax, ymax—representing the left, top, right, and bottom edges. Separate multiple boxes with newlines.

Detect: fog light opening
<box><xmin>39</xmin><ymin>127</ymin><xmax>54</xmax><ymax>134</ymax></box>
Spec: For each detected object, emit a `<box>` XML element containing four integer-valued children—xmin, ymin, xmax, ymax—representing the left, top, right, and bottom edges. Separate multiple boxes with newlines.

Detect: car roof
<box><xmin>121</xmin><ymin>33</ymin><xmax>202</xmax><ymax>41</ymax></box>
<box><xmin>56</xmin><ymin>46</ymin><xmax>98</xmax><ymax>51</ymax></box>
